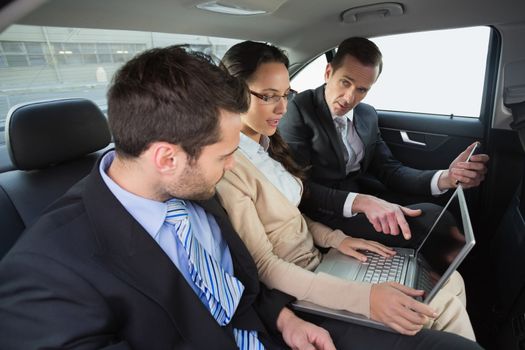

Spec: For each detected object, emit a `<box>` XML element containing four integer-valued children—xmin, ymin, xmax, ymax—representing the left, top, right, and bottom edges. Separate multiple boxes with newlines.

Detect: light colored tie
<box><xmin>334</xmin><ymin>116</ymin><xmax>349</xmax><ymax>163</ymax></box>
<box><xmin>334</xmin><ymin>116</ymin><xmax>357</xmax><ymax>172</ymax></box>
<box><xmin>165</xmin><ymin>199</ymin><xmax>264</xmax><ymax>350</ymax></box>
<box><xmin>346</xmin><ymin>118</ymin><xmax>358</xmax><ymax>169</ymax></box>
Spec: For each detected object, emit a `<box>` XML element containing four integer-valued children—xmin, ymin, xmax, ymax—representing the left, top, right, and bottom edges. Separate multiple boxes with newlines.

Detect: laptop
<box><xmin>292</xmin><ymin>185</ymin><xmax>476</xmax><ymax>332</ymax></box>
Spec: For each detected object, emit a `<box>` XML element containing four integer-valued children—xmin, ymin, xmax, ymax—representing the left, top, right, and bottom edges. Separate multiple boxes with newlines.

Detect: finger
<box><xmin>466</xmin><ymin>158</ymin><xmax>488</xmax><ymax>169</ymax></box>
<box><xmin>387</xmin><ymin>211</ymin><xmax>400</xmax><ymax>236</ymax></box>
<box><xmin>312</xmin><ymin>332</ymin><xmax>337</xmax><ymax>350</ymax></box>
<box><xmin>369</xmin><ymin>217</ymin><xmax>383</xmax><ymax>233</ymax></box>
<box><xmin>367</xmin><ymin>241</ymin><xmax>396</xmax><ymax>256</ymax></box>
<box><xmin>395</xmin><ymin>303</ymin><xmax>428</xmax><ymax>326</ymax></box>
<box><xmin>390</xmin><ymin>308</ymin><xmax>426</xmax><ymax>331</ymax></box>
<box><xmin>405</xmin><ymin>298</ymin><xmax>437</xmax><ymax>318</ymax></box>
<box><xmin>386</xmin><ymin>316</ymin><xmax>423</xmax><ymax>336</ymax></box>
<box><xmin>388</xmin><ymin>323</ymin><xmax>421</xmax><ymax>336</ymax></box>
<box><xmin>460</xmin><ymin>142</ymin><xmax>478</xmax><ymax>161</ymax></box>
<box><xmin>317</xmin><ymin>342</ymin><xmax>337</xmax><ymax>350</ymax></box>
<box><xmin>379</xmin><ymin>215</ymin><xmax>390</xmax><ymax>234</ymax></box>
<box><xmin>358</xmin><ymin>242</ymin><xmax>391</xmax><ymax>258</ymax></box>
<box><xmin>400</xmin><ymin>207</ymin><xmax>422</xmax><ymax>218</ymax></box>
<box><xmin>454</xmin><ymin>161</ymin><xmax>486</xmax><ymax>171</ymax></box>
<box><xmin>368</xmin><ymin>240</ymin><xmax>396</xmax><ymax>252</ymax></box>
<box><xmin>394</xmin><ymin>210</ymin><xmax>411</xmax><ymax>240</ymax></box>
<box><xmin>344</xmin><ymin>247</ymin><xmax>368</xmax><ymax>262</ymax></box>
<box><xmin>467</xmin><ymin>141</ymin><xmax>478</xmax><ymax>151</ymax></box>
<box><xmin>293</xmin><ymin>342</ymin><xmax>316</xmax><ymax>350</ymax></box>
<box><xmin>354</xmin><ymin>240</ymin><xmax>396</xmax><ymax>257</ymax></box>
<box><xmin>470</xmin><ymin>153</ymin><xmax>489</xmax><ymax>163</ymax></box>
<box><xmin>289</xmin><ymin>335</ymin><xmax>316</xmax><ymax>350</ymax></box>
<box><xmin>452</xmin><ymin>170</ymin><xmax>479</xmax><ymax>185</ymax></box>
<box><xmin>389</xmin><ymin>283</ymin><xmax>425</xmax><ymax>297</ymax></box>
<box><xmin>456</xmin><ymin>168</ymin><xmax>479</xmax><ymax>181</ymax></box>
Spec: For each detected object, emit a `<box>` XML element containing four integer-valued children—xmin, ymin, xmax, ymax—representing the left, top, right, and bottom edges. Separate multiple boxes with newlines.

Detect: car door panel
<box><xmin>378</xmin><ymin>111</ymin><xmax>485</xmax><ymax>170</ymax></box>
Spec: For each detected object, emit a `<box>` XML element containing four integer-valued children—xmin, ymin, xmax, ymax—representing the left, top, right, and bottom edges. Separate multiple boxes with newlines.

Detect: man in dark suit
<box><xmin>0</xmin><ymin>45</ymin><xmax>483</xmax><ymax>350</ymax></box>
<box><xmin>279</xmin><ymin>37</ymin><xmax>489</xmax><ymax>246</ymax></box>
<box><xmin>0</xmin><ymin>45</ymin><xmax>334</xmax><ymax>350</ymax></box>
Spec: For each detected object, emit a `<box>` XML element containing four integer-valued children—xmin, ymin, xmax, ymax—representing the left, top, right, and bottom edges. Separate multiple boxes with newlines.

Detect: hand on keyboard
<box><xmin>363</xmin><ymin>252</ymin><xmax>407</xmax><ymax>284</ymax></box>
<box><xmin>337</xmin><ymin>237</ymin><xmax>396</xmax><ymax>262</ymax></box>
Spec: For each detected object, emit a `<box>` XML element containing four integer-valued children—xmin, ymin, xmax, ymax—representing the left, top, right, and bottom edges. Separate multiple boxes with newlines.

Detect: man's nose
<box><xmin>343</xmin><ymin>87</ymin><xmax>355</xmax><ymax>103</ymax></box>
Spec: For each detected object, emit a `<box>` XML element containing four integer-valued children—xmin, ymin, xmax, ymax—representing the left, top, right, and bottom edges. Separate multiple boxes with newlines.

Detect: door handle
<box><xmin>400</xmin><ymin>131</ymin><xmax>426</xmax><ymax>146</ymax></box>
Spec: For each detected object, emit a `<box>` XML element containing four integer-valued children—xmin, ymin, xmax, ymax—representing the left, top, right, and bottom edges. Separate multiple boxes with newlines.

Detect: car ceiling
<box><xmin>3</xmin><ymin>0</ymin><xmax>525</xmax><ymax>64</ymax></box>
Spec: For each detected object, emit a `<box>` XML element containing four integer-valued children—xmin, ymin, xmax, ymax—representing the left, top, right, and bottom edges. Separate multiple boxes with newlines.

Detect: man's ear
<box><xmin>151</xmin><ymin>142</ymin><xmax>184</xmax><ymax>174</ymax></box>
<box><xmin>324</xmin><ymin>63</ymin><xmax>333</xmax><ymax>83</ymax></box>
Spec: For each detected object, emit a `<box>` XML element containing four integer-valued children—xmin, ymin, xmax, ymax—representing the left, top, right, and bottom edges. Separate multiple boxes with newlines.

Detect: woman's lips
<box><xmin>267</xmin><ymin>119</ymin><xmax>280</xmax><ymax>127</ymax></box>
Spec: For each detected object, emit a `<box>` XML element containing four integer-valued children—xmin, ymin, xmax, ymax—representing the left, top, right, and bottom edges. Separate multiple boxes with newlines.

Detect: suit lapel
<box><xmin>353</xmin><ymin>104</ymin><xmax>374</xmax><ymax>171</ymax></box>
<box><xmin>314</xmin><ymin>86</ymin><xmax>348</xmax><ymax>173</ymax></box>
<box><xmin>196</xmin><ymin>197</ymin><xmax>262</xmax><ymax>313</ymax></box>
<box><xmin>197</xmin><ymin>196</ymin><xmax>272</xmax><ymax>333</ymax></box>
<box><xmin>83</xmin><ymin>160</ymin><xmax>237</xmax><ymax>349</ymax></box>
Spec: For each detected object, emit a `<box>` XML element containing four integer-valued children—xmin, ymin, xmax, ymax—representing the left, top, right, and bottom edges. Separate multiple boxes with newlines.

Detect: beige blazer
<box><xmin>216</xmin><ymin>151</ymin><xmax>372</xmax><ymax>317</ymax></box>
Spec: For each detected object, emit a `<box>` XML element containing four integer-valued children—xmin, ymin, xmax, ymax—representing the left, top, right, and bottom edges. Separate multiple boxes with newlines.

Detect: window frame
<box><xmin>290</xmin><ymin>26</ymin><xmax>497</xmax><ymax>122</ymax></box>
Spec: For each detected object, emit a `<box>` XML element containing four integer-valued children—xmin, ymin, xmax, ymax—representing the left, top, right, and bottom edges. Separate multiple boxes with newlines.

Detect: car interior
<box><xmin>1</xmin><ymin>0</ymin><xmax>525</xmax><ymax>349</ymax></box>
<box><xmin>0</xmin><ymin>98</ymin><xmax>111</xmax><ymax>257</ymax></box>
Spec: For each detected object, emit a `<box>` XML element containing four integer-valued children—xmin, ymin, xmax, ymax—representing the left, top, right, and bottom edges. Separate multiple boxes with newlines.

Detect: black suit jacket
<box><xmin>278</xmin><ymin>85</ymin><xmax>436</xmax><ymax>216</ymax></box>
<box><xmin>0</xmin><ymin>156</ymin><xmax>293</xmax><ymax>349</ymax></box>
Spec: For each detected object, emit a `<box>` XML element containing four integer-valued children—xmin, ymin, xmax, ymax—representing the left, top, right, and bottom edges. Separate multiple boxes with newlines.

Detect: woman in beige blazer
<box><xmin>216</xmin><ymin>40</ymin><xmax>475</xmax><ymax>340</ymax></box>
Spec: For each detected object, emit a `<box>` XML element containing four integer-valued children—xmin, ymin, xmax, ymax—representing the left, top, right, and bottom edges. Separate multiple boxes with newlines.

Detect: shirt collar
<box><xmin>238</xmin><ymin>132</ymin><xmax>270</xmax><ymax>158</ymax></box>
<box><xmin>332</xmin><ymin>108</ymin><xmax>354</xmax><ymax>122</ymax></box>
<box><xmin>99</xmin><ymin>151</ymin><xmax>167</xmax><ymax>237</ymax></box>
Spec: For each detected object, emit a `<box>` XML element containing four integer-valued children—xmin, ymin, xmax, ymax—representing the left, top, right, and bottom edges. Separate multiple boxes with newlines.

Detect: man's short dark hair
<box><xmin>330</xmin><ymin>37</ymin><xmax>383</xmax><ymax>77</ymax></box>
<box><xmin>107</xmin><ymin>45</ymin><xmax>249</xmax><ymax>160</ymax></box>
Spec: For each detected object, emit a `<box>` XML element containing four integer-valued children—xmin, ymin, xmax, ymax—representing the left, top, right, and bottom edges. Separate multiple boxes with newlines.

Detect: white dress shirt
<box><xmin>332</xmin><ymin>110</ymin><xmax>447</xmax><ymax>217</ymax></box>
<box><xmin>238</xmin><ymin>133</ymin><xmax>302</xmax><ymax>206</ymax></box>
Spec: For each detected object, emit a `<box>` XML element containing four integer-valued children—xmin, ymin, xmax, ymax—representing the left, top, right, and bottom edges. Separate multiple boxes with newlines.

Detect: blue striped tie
<box><xmin>165</xmin><ymin>199</ymin><xmax>264</xmax><ymax>350</ymax></box>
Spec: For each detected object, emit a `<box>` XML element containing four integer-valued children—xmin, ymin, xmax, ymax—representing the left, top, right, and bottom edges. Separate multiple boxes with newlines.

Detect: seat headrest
<box><xmin>5</xmin><ymin>98</ymin><xmax>111</xmax><ymax>170</ymax></box>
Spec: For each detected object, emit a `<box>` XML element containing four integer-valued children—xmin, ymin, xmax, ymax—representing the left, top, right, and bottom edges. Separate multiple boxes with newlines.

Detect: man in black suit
<box><xmin>0</xmin><ymin>45</ymin><xmax>334</xmax><ymax>350</ymax></box>
<box><xmin>279</xmin><ymin>37</ymin><xmax>489</xmax><ymax>246</ymax></box>
<box><xmin>0</xmin><ymin>46</ymin><xmax>482</xmax><ymax>350</ymax></box>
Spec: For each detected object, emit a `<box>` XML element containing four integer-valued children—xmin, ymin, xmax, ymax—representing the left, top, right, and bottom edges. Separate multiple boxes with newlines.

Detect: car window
<box><xmin>0</xmin><ymin>25</ymin><xmax>241</xmax><ymax>146</ymax></box>
<box><xmin>291</xmin><ymin>54</ymin><xmax>328</xmax><ymax>93</ymax></box>
<box><xmin>367</xmin><ymin>27</ymin><xmax>491</xmax><ymax>117</ymax></box>
<box><xmin>290</xmin><ymin>26</ymin><xmax>491</xmax><ymax>118</ymax></box>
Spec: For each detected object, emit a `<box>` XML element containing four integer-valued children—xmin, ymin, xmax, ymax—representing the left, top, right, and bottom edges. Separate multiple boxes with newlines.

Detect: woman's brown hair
<box><xmin>221</xmin><ymin>40</ymin><xmax>306</xmax><ymax>180</ymax></box>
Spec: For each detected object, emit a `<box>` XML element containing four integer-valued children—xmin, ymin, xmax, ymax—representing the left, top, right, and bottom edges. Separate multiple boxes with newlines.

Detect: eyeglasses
<box><xmin>250</xmin><ymin>89</ymin><xmax>298</xmax><ymax>104</ymax></box>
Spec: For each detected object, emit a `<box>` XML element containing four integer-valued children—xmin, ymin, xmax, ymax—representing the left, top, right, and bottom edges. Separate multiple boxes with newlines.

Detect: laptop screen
<box><xmin>414</xmin><ymin>186</ymin><xmax>476</xmax><ymax>301</ymax></box>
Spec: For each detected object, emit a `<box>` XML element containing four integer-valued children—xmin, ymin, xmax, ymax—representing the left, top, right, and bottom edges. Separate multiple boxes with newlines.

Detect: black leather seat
<box><xmin>492</xmin><ymin>73</ymin><xmax>525</xmax><ymax>349</ymax></box>
<box><xmin>0</xmin><ymin>98</ymin><xmax>111</xmax><ymax>259</ymax></box>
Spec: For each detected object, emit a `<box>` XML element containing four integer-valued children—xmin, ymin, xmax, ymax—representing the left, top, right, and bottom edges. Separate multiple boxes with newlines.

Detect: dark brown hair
<box><xmin>107</xmin><ymin>45</ymin><xmax>249</xmax><ymax>161</ymax></box>
<box><xmin>331</xmin><ymin>37</ymin><xmax>383</xmax><ymax>77</ymax></box>
<box><xmin>222</xmin><ymin>41</ymin><xmax>306</xmax><ymax>180</ymax></box>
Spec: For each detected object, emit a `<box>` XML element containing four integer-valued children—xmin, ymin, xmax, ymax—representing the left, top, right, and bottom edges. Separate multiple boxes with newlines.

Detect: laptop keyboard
<box><xmin>362</xmin><ymin>251</ymin><xmax>407</xmax><ymax>284</ymax></box>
